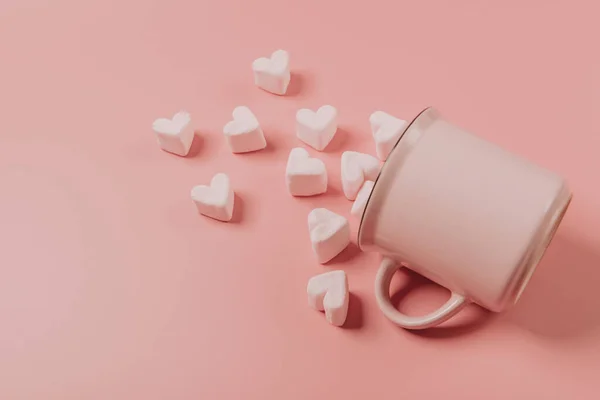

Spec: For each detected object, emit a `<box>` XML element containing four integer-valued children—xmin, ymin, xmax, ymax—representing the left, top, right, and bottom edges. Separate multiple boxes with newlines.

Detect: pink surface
<box><xmin>1</xmin><ymin>0</ymin><xmax>599</xmax><ymax>398</ymax></box>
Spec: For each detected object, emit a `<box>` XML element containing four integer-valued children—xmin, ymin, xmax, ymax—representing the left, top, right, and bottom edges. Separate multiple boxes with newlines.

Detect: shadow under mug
<box><xmin>358</xmin><ymin>108</ymin><xmax>572</xmax><ymax>330</ymax></box>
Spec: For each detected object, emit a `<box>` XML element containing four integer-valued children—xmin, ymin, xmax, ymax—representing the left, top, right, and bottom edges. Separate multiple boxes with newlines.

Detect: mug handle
<box><xmin>375</xmin><ymin>258</ymin><xmax>469</xmax><ymax>329</ymax></box>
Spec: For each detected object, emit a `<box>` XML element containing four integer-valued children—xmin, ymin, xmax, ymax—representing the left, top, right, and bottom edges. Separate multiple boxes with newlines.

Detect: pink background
<box><xmin>1</xmin><ymin>0</ymin><xmax>599</xmax><ymax>398</ymax></box>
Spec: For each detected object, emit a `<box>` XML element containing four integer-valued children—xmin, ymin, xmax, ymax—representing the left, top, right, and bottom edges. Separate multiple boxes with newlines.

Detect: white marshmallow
<box><xmin>286</xmin><ymin>148</ymin><xmax>327</xmax><ymax>196</ymax></box>
<box><xmin>369</xmin><ymin>111</ymin><xmax>407</xmax><ymax>161</ymax></box>
<box><xmin>152</xmin><ymin>111</ymin><xmax>195</xmax><ymax>156</ymax></box>
<box><xmin>351</xmin><ymin>180</ymin><xmax>374</xmax><ymax>217</ymax></box>
<box><xmin>308</xmin><ymin>208</ymin><xmax>350</xmax><ymax>264</ymax></box>
<box><xmin>296</xmin><ymin>105</ymin><xmax>338</xmax><ymax>151</ymax></box>
<box><xmin>341</xmin><ymin>151</ymin><xmax>380</xmax><ymax>200</ymax></box>
<box><xmin>191</xmin><ymin>173</ymin><xmax>234</xmax><ymax>222</ymax></box>
<box><xmin>307</xmin><ymin>270</ymin><xmax>349</xmax><ymax>327</ymax></box>
<box><xmin>252</xmin><ymin>50</ymin><xmax>291</xmax><ymax>95</ymax></box>
<box><xmin>223</xmin><ymin>106</ymin><xmax>267</xmax><ymax>153</ymax></box>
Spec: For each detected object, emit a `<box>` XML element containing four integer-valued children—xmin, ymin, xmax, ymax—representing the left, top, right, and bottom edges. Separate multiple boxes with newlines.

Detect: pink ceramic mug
<box><xmin>358</xmin><ymin>108</ymin><xmax>572</xmax><ymax>330</ymax></box>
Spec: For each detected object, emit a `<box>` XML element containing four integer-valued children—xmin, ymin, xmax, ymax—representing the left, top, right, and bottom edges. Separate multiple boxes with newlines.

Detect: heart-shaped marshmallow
<box><xmin>223</xmin><ymin>106</ymin><xmax>267</xmax><ymax>153</ymax></box>
<box><xmin>296</xmin><ymin>105</ymin><xmax>338</xmax><ymax>151</ymax></box>
<box><xmin>351</xmin><ymin>180</ymin><xmax>374</xmax><ymax>217</ymax></box>
<box><xmin>369</xmin><ymin>111</ymin><xmax>407</xmax><ymax>161</ymax></box>
<box><xmin>252</xmin><ymin>49</ymin><xmax>291</xmax><ymax>95</ymax></box>
<box><xmin>191</xmin><ymin>173</ymin><xmax>235</xmax><ymax>222</ymax></box>
<box><xmin>307</xmin><ymin>270</ymin><xmax>349</xmax><ymax>327</ymax></box>
<box><xmin>308</xmin><ymin>208</ymin><xmax>350</xmax><ymax>264</ymax></box>
<box><xmin>152</xmin><ymin>111</ymin><xmax>195</xmax><ymax>156</ymax></box>
<box><xmin>286</xmin><ymin>147</ymin><xmax>328</xmax><ymax>196</ymax></box>
<box><xmin>341</xmin><ymin>151</ymin><xmax>380</xmax><ymax>200</ymax></box>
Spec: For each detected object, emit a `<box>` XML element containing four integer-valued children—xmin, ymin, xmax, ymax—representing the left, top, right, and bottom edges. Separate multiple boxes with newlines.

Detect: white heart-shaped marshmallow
<box><xmin>351</xmin><ymin>180</ymin><xmax>374</xmax><ymax>217</ymax></box>
<box><xmin>369</xmin><ymin>111</ymin><xmax>407</xmax><ymax>160</ymax></box>
<box><xmin>153</xmin><ymin>111</ymin><xmax>191</xmax><ymax>135</ymax></box>
<box><xmin>341</xmin><ymin>151</ymin><xmax>380</xmax><ymax>200</ymax></box>
<box><xmin>287</xmin><ymin>147</ymin><xmax>325</xmax><ymax>174</ymax></box>
<box><xmin>191</xmin><ymin>173</ymin><xmax>235</xmax><ymax>222</ymax></box>
<box><xmin>296</xmin><ymin>105</ymin><xmax>338</xmax><ymax>151</ymax></box>
<box><xmin>152</xmin><ymin>111</ymin><xmax>195</xmax><ymax>156</ymax></box>
<box><xmin>224</xmin><ymin>106</ymin><xmax>259</xmax><ymax>135</ymax></box>
<box><xmin>223</xmin><ymin>106</ymin><xmax>266</xmax><ymax>153</ymax></box>
<box><xmin>286</xmin><ymin>148</ymin><xmax>328</xmax><ymax>196</ymax></box>
<box><xmin>308</xmin><ymin>208</ymin><xmax>350</xmax><ymax>264</ymax></box>
<box><xmin>252</xmin><ymin>50</ymin><xmax>291</xmax><ymax>95</ymax></box>
<box><xmin>307</xmin><ymin>270</ymin><xmax>349</xmax><ymax>327</ymax></box>
<box><xmin>253</xmin><ymin>50</ymin><xmax>290</xmax><ymax>75</ymax></box>
<box><xmin>297</xmin><ymin>105</ymin><xmax>337</xmax><ymax>131</ymax></box>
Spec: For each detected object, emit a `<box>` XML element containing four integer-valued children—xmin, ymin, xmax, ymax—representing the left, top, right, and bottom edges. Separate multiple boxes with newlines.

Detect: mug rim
<box><xmin>357</xmin><ymin>106</ymin><xmax>435</xmax><ymax>251</ymax></box>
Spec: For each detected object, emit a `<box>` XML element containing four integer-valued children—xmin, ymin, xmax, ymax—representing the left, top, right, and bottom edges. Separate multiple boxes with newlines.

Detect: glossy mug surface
<box><xmin>358</xmin><ymin>108</ymin><xmax>572</xmax><ymax>330</ymax></box>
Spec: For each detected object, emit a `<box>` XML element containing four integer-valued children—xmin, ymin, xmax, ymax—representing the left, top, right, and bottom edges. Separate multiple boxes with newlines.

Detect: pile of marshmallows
<box><xmin>152</xmin><ymin>50</ymin><xmax>407</xmax><ymax>327</ymax></box>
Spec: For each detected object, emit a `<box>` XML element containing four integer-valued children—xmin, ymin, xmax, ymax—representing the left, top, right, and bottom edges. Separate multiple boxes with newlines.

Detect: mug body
<box><xmin>359</xmin><ymin>108</ymin><xmax>571</xmax><ymax>312</ymax></box>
